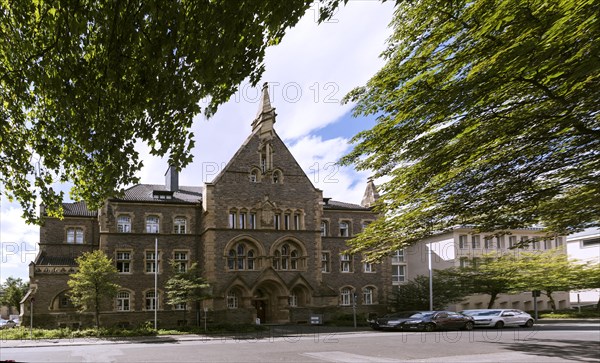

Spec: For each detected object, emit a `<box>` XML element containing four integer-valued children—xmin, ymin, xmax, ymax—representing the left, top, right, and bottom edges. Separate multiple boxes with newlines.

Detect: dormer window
<box><xmin>153</xmin><ymin>190</ymin><xmax>174</xmax><ymax>200</ymax></box>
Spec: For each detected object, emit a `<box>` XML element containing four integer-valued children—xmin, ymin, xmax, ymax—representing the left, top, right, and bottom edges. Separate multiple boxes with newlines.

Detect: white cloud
<box><xmin>0</xmin><ymin>199</ymin><xmax>39</xmax><ymax>282</ymax></box>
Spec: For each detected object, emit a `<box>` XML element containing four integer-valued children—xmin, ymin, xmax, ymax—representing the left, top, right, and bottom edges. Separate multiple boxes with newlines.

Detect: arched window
<box><xmin>250</xmin><ymin>170</ymin><xmax>259</xmax><ymax>183</ymax></box>
<box><xmin>339</xmin><ymin>221</ymin><xmax>350</xmax><ymax>237</ymax></box>
<box><xmin>273</xmin><ymin>170</ymin><xmax>282</xmax><ymax>184</ymax></box>
<box><xmin>340</xmin><ymin>287</ymin><xmax>352</xmax><ymax>306</ymax></box>
<box><xmin>288</xmin><ymin>292</ymin><xmax>298</xmax><ymax>307</ymax></box>
<box><xmin>117</xmin><ymin>291</ymin><xmax>131</xmax><ymax>311</ymax></box>
<box><xmin>273</xmin><ymin>242</ymin><xmax>302</xmax><ymax>271</ymax></box>
<box><xmin>227</xmin><ymin>242</ymin><xmax>256</xmax><ymax>271</ymax></box>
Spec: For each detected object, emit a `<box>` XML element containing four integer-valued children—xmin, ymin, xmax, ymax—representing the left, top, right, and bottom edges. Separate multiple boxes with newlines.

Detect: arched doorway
<box><xmin>252</xmin><ymin>280</ymin><xmax>288</xmax><ymax>324</ymax></box>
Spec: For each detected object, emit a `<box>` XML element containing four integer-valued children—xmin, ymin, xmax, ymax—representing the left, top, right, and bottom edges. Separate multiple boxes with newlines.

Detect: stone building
<box><xmin>26</xmin><ymin>84</ymin><xmax>388</xmax><ymax>328</ymax></box>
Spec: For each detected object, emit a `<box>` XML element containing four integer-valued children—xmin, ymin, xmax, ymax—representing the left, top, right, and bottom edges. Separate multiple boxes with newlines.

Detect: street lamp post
<box><xmin>428</xmin><ymin>244</ymin><xmax>433</xmax><ymax>311</ymax></box>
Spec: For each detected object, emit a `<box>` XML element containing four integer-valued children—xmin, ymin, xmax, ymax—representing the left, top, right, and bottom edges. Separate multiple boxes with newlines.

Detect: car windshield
<box><xmin>461</xmin><ymin>310</ymin><xmax>502</xmax><ymax>317</ymax></box>
<box><xmin>386</xmin><ymin>311</ymin><xmax>433</xmax><ymax>319</ymax></box>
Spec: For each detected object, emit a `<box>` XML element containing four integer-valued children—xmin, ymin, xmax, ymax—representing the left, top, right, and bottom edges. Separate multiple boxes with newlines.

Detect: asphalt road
<box><xmin>1</xmin><ymin>322</ymin><xmax>599</xmax><ymax>362</ymax></box>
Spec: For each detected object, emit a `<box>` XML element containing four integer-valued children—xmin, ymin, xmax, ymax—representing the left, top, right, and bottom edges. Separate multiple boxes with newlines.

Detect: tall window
<box><xmin>363</xmin><ymin>261</ymin><xmax>373</xmax><ymax>273</ymax></box>
<box><xmin>116</xmin><ymin>251</ymin><xmax>131</xmax><ymax>273</ymax></box>
<box><xmin>532</xmin><ymin>239</ymin><xmax>540</xmax><ymax>250</ymax></box>
<box><xmin>294</xmin><ymin>214</ymin><xmax>301</xmax><ymax>230</ymax></box>
<box><xmin>340</xmin><ymin>287</ymin><xmax>352</xmax><ymax>306</ymax></box>
<box><xmin>239</xmin><ymin>213</ymin><xmax>247</xmax><ymax>229</ymax></box>
<box><xmin>520</xmin><ymin>236</ymin><xmax>529</xmax><ymax>249</ymax></box>
<box><xmin>339</xmin><ymin>222</ymin><xmax>349</xmax><ymax>237</ymax></box>
<box><xmin>227</xmin><ymin>242</ymin><xmax>256</xmax><ymax>271</ymax></box>
<box><xmin>544</xmin><ymin>239</ymin><xmax>553</xmax><ymax>250</ymax></box>
<box><xmin>250</xmin><ymin>170</ymin><xmax>258</xmax><ymax>183</ymax></box>
<box><xmin>288</xmin><ymin>292</ymin><xmax>298</xmax><ymax>307</ymax></box>
<box><xmin>363</xmin><ymin>287</ymin><xmax>374</xmax><ymax>305</ymax></box>
<box><xmin>145</xmin><ymin>251</ymin><xmax>160</xmax><ymax>273</ymax></box>
<box><xmin>284</xmin><ymin>214</ymin><xmax>291</xmax><ymax>230</ymax></box>
<box><xmin>173</xmin><ymin>217</ymin><xmax>187</xmax><ymax>234</ymax></box>
<box><xmin>392</xmin><ymin>265</ymin><xmax>405</xmax><ymax>283</ymax></box>
<box><xmin>459</xmin><ymin>257</ymin><xmax>470</xmax><ymax>268</ymax></box>
<box><xmin>229</xmin><ymin>211</ymin><xmax>237</xmax><ymax>229</ymax></box>
<box><xmin>249</xmin><ymin>213</ymin><xmax>257</xmax><ymax>229</ymax></box>
<box><xmin>145</xmin><ymin>291</ymin><xmax>159</xmax><ymax>310</ymax></box>
<box><xmin>497</xmin><ymin>235</ymin><xmax>505</xmax><ymax>250</ymax></box>
<box><xmin>227</xmin><ymin>291</ymin><xmax>238</xmax><ymax>309</ymax></box>
<box><xmin>173</xmin><ymin>251</ymin><xmax>188</xmax><ymax>272</ymax></box>
<box><xmin>117</xmin><ymin>216</ymin><xmax>131</xmax><ymax>233</ymax></box>
<box><xmin>458</xmin><ymin>235</ymin><xmax>468</xmax><ymax>249</ymax></box>
<box><xmin>340</xmin><ymin>254</ymin><xmax>353</xmax><ymax>272</ymax></box>
<box><xmin>471</xmin><ymin>235</ymin><xmax>480</xmax><ymax>249</ymax></box>
<box><xmin>116</xmin><ymin>291</ymin><xmax>131</xmax><ymax>311</ymax></box>
<box><xmin>274</xmin><ymin>214</ymin><xmax>281</xmax><ymax>230</ymax></box>
<box><xmin>66</xmin><ymin>227</ymin><xmax>84</xmax><ymax>244</ymax></box>
<box><xmin>146</xmin><ymin>216</ymin><xmax>160</xmax><ymax>233</ymax></box>
<box><xmin>273</xmin><ymin>170</ymin><xmax>282</xmax><ymax>184</ymax></box>
<box><xmin>321</xmin><ymin>252</ymin><xmax>330</xmax><ymax>273</ymax></box>
<box><xmin>484</xmin><ymin>236</ymin><xmax>494</xmax><ymax>249</ymax></box>
<box><xmin>555</xmin><ymin>236</ymin><xmax>563</xmax><ymax>247</ymax></box>
<box><xmin>273</xmin><ymin>243</ymin><xmax>301</xmax><ymax>270</ymax></box>
<box><xmin>509</xmin><ymin>236</ymin><xmax>517</xmax><ymax>248</ymax></box>
<box><xmin>320</xmin><ymin>221</ymin><xmax>328</xmax><ymax>237</ymax></box>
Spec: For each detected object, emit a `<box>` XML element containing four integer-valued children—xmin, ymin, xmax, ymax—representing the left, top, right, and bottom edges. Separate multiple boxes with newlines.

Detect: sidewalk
<box><xmin>1</xmin><ymin>325</ymin><xmax>371</xmax><ymax>349</ymax></box>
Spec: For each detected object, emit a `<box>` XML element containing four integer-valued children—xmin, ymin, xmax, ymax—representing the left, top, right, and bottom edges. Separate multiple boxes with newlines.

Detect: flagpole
<box><xmin>154</xmin><ymin>236</ymin><xmax>158</xmax><ymax>330</ymax></box>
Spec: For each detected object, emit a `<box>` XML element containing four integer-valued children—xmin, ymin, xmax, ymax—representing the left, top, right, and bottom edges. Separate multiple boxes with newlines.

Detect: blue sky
<box><xmin>0</xmin><ymin>2</ymin><xmax>396</xmax><ymax>283</ymax></box>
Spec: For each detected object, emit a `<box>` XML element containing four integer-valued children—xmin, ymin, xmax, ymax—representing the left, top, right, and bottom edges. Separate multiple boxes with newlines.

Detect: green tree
<box><xmin>439</xmin><ymin>254</ymin><xmax>521</xmax><ymax>309</ymax></box>
<box><xmin>572</xmin><ymin>263</ymin><xmax>600</xmax><ymax>311</ymax></box>
<box><xmin>165</xmin><ymin>261</ymin><xmax>210</xmax><ymax>325</ymax></box>
<box><xmin>391</xmin><ymin>272</ymin><xmax>468</xmax><ymax>311</ymax></box>
<box><xmin>67</xmin><ymin>250</ymin><xmax>120</xmax><ymax>328</ymax></box>
<box><xmin>0</xmin><ymin>0</ymin><xmax>342</xmax><ymax>224</ymax></box>
<box><xmin>340</xmin><ymin>0</ymin><xmax>599</xmax><ymax>260</ymax></box>
<box><xmin>0</xmin><ymin>277</ymin><xmax>29</xmax><ymax>314</ymax></box>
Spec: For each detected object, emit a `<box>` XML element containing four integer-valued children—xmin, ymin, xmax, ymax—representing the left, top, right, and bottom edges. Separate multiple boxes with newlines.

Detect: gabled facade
<box><xmin>26</xmin><ymin>83</ymin><xmax>388</xmax><ymax>328</ymax></box>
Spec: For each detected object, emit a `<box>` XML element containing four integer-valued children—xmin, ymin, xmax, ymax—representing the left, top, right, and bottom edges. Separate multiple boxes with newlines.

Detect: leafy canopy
<box><xmin>0</xmin><ymin>0</ymin><xmax>341</xmax><ymax>224</ymax></box>
<box><xmin>0</xmin><ymin>277</ymin><xmax>29</xmax><ymax>313</ymax></box>
<box><xmin>341</xmin><ymin>0</ymin><xmax>599</xmax><ymax>260</ymax></box>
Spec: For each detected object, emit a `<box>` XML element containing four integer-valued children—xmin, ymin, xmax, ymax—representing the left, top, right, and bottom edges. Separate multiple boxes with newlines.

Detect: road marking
<box><xmin>301</xmin><ymin>351</ymin><xmax>402</xmax><ymax>362</ymax></box>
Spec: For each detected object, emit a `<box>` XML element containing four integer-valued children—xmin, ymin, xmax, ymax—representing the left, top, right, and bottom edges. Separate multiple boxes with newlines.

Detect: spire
<box><xmin>251</xmin><ymin>82</ymin><xmax>276</xmax><ymax>135</ymax></box>
<box><xmin>361</xmin><ymin>178</ymin><xmax>380</xmax><ymax>208</ymax></box>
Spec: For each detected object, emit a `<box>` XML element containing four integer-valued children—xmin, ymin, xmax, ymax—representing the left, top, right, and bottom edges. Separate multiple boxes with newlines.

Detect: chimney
<box><xmin>165</xmin><ymin>165</ymin><xmax>179</xmax><ymax>192</ymax></box>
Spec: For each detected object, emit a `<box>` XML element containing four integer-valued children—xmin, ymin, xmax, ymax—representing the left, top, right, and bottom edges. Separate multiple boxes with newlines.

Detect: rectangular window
<box><xmin>173</xmin><ymin>217</ymin><xmax>186</xmax><ymax>234</ymax></box>
<box><xmin>229</xmin><ymin>212</ymin><xmax>236</xmax><ymax>229</ymax></box>
<box><xmin>582</xmin><ymin>238</ymin><xmax>600</xmax><ymax>247</ymax></box>
<box><xmin>555</xmin><ymin>236</ymin><xmax>563</xmax><ymax>247</ymax></box>
<box><xmin>392</xmin><ymin>265</ymin><xmax>405</xmax><ymax>283</ymax></box>
<box><xmin>174</xmin><ymin>251</ymin><xmax>188</xmax><ymax>272</ymax></box>
<box><xmin>146</xmin><ymin>216</ymin><xmax>160</xmax><ymax>233</ymax></box>
<box><xmin>146</xmin><ymin>291</ymin><xmax>158</xmax><ymax>310</ymax></box>
<box><xmin>239</xmin><ymin>213</ymin><xmax>246</xmax><ymax>229</ymax></box>
<box><xmin>321</xmin><ymin>252</ymin><xmax>330</xmax><ymax>273</ymax></box>
<box><xmin>320</xmin><ymin>222</ymin><xmax>328</xmax><ymax>237</ymax></box>
<box><xmin>458</xmin><ymin>235</ymin><xmax>468</xmax><ymax>249</ymax></box>
<box><xmin>116</xmin><ymin>251</ymin><xmax>131</xmax><ymax>273</ymax></box>
<box><xmin>284</xmin><ymin>214</ymin><xmax>290</xmax><ymax>230</ymax></box>
<box><xmin>174</xmin><ymin>303</ymin><xmax>187</xmax><ymax>311</ymax></box>
<box><xmin>145</xmin><ymin>251</ymin><xmax>160</xmax><ymax>273</ymax></box>
<box><xmin>363</xmin><ymin>262</ymin><xmax>373</xmax><ymax>273</ymax></box>
<box><xmin>472</xmin><ymin>257</ymin><xmax>480</xmax><ymax>269</ymax></box>
<box><xmin>497</xmin><ymin>235</ymin><xmax>505</xmax><ymax>250</ymax></box>
<box><xmin>274</xmin><ymin>214</ymin><xmax>281</xmax><ymax>230</ymax></box>
<box><xmin>544</xmin><ymin>239</ymin><xmax>553</xmax><ymax>250</ymax></box>
<box><xmin>339</xmin><ymin>222</ymin><xmax>349</xmax><ymax>237</ymax></box>
<box><xmin>249</xmin><ymin>213</ymin><xmax>256</xmax><ymax>229</ymax></box>
<box><xmin>471</xmin><ymin>235</ymin><xmax>480</xmax><ymax>249</ymax></box>
<box><xmin>520</xmin><ymin>236</ymin><xmax>529</xmax><ymax>249</ymax></box>
<box><xmin>484</xmin><ymin>236</ymin><xmax>494</xmax><ymax>249</ymax></box>
<box><xmin>509</xmin><ymin>236</ymin><xmax>517</xmax><ymax>248</ymax></box>
<box><xmin>117</xmin><ymin>216</ymin><xmax>131</xmax><ymax>233</ymax></box>
<box><xmin>459</xmin><ymin>257</ymin><xmax>470</xmax><ymax>268</ymax></box>
<box><xmin>532</xmin><ymin>239</ymin><xmax>540</xmax><ymax>250</ymax></box>
<box><xmin>66</xmin><ymin>227</ymin><xmax>84</xmax><ymax>244</ymax></box>
<box><xmin>294</xmin><ymin>214</ymin><xmax>301</xmax><ymax>230</ymax></box>
<box><xmin>340</xmin><ymin>254</ymin><xmax>353</xmax><ymax>272</ymax></box>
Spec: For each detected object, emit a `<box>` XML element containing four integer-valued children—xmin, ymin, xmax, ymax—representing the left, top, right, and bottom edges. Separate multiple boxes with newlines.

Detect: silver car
<box><xmin>0</xmin><ymin>319</ymin><xmax>18</xmax><ymax>329</ymax></box>
<box><xmin>459</xmin><ymin>309</ymin><xmax>534</xmax><ymax>329</ymax></box>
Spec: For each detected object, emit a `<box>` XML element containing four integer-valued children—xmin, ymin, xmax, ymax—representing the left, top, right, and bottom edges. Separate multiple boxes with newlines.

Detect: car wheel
<box><xmin>464</xmin><ymin>321</ymin><xmax>474</xmax><ymax>331</ymax></box>
<box><xmin>494</xmin><ymin>321</ymin><xmax>505</xmax><ymax>329</ymax></box>
<box><xmin>423</xmin><ymin>323</ymin><xmax>436</xmax><ymax>332</ymax></box>
<box><xmin>522</xmin><ymin>319</ymin><xmax>534</xmax><ymax>328</ymax></box>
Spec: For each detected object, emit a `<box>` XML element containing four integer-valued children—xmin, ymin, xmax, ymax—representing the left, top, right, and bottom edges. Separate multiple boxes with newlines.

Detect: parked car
<box><xmin>459</xmin><ymin>309</ymin><xmax>534</xmax><ymax>328</ymax></box>
<box><xmin>0</xmin><ymin>319</ymin><xmax>18</xmax><ymax>329</ymax></box>
<box><xmin>371</xmin><ymin>311</ymin><xmax>474</xmax><ymax>332</ymax></box>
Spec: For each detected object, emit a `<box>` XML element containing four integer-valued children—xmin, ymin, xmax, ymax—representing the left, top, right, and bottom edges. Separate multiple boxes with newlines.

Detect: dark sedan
<box><xmin>371</xmin><ymin>311</ymin><xmax>474</xmax><ymax>332</ymax></box>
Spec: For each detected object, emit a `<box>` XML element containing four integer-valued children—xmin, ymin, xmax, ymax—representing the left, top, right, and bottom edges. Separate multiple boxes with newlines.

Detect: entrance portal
<box><xmin>253</xmin><ymin>281</ymin><xmax>288</xmax><ymax>324</ymax></box>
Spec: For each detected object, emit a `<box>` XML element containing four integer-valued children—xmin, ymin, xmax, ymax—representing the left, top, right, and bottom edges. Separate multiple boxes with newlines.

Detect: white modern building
<box><xmin>567</xmin><ymin>228</ymin><xmax>600</xmax><ymax>308</ymax></box>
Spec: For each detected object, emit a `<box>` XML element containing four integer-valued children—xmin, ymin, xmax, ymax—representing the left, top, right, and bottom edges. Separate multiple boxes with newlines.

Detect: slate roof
<box><xmin>323</xmin><ymin>200</ymin><xmax>370</xmax><ymax>211</ymax></box>
<box><xmin>63</xmin><ymin>201</ymin><xmax>97</xmax><ymax>217</ymax></box>
<box><xmin>37</xmin><ymin>255</ymin><xmax>77</xmax><ymax>266</ymax></box>
<box><xmin>115</xmin><ymin>184</ymin><xmax>203</xmax><ymax>203</ymax></box>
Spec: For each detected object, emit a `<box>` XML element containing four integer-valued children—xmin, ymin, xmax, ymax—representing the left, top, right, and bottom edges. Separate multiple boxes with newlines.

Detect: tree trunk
<box><xmin>487</xmin><ymin>292</ymin><xmax>498</xmax><ymax>309</ymax></box>
<box><xmin>545</xmin><ymin>291</ymin><xmax>557</xmax><ymax>311</ymax></box>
